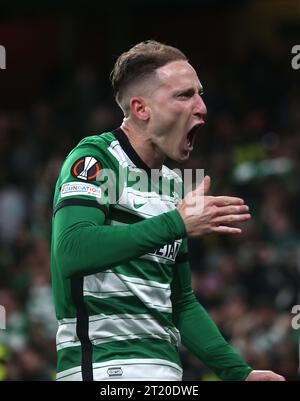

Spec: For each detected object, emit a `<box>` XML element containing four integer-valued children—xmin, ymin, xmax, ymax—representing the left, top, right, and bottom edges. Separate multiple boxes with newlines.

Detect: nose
<box><xmin>194</xmin><ymin>94</ymin><xmax>207</xmax><ymax>119</ymax></box>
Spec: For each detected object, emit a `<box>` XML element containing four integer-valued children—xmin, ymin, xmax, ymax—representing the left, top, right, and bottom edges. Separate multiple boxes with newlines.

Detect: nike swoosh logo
<box><xmin>133</xmin><ymin>201</ymin><xmax>147</xmax><ymax>209</ymax></box>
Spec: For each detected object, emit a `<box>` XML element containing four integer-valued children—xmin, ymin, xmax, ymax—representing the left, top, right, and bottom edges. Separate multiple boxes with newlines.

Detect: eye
<box><xmin>177</xmin><ymin>90</ymin><xmax>193</xmax><ymax>99</ymax></box>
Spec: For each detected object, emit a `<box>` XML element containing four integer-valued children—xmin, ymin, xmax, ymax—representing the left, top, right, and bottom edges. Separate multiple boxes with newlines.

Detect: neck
<box><xmin>120</xmin><ymin>120</ymin><xmax>165</xmax><ymax>169</ymax></box>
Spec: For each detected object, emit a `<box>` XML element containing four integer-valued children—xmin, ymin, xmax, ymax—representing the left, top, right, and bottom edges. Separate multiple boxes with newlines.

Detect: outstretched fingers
<box><xmin>211</xmin><ymin>226</ymin><xmax>242</xmax><ymax>234</ymax></box>
<box><xmin>213</xmin><ymin>196</ymin><xmax>245</xmax><ymax>206</ymax></box>
<box><xmin>214</xmin><ymin>204</ymin><xmax>249</xmax><ymax>216</ymax></box>
<box><xmin>213</xmin><ymin>213</ymin><xmax>251</xmax><ymax>225</ymax></box>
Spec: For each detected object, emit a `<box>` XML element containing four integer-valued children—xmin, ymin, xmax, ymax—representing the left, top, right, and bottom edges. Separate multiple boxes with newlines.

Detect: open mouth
<box><xmin>186</xmin><ymin>124</ymin><xmax>202</xmax><ymax>150</ymax></box>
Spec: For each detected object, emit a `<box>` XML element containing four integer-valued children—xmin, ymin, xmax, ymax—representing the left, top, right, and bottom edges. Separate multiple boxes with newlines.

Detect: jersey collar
<box><xmin>112</xmin><ymin>127</ymin><xmax>153</xmax><ymax>175</ymax></box>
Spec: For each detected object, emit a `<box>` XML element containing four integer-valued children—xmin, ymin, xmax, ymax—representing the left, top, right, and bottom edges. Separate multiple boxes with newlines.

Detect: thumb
<box><xmin>203</xmin><ymin>175</ymin><xmax>211</xmax><ymax>194</ymax></box>
<box><xmin>194</xmin><ymin>175</ymin><xmax>211</xmax><ymax>196</ymax></box>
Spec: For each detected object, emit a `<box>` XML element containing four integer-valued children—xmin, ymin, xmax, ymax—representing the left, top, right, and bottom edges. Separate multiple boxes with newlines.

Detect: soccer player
<box><xmin>51</xmin><ymin>41</ymin><xmax>285</xmax><ymax>381</ymax></box>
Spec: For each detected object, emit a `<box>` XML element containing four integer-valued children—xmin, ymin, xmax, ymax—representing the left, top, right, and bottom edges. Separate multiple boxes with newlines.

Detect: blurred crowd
<box><xmin>0</xmin><ymin>44</ymin><xmax>299</xmax><ymax>380</ymax></box>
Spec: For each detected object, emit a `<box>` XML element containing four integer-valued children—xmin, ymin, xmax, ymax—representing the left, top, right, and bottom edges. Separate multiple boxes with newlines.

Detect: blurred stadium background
<box><xmin>0</xmin><ymin>0</ymin><xmax>299</xmax><ymax>380</ymax></box>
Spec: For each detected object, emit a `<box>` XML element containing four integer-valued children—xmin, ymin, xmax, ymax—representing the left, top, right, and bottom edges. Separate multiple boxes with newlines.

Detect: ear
<box><xmin>130</xmin><ymin>97</ymin><xmax>150</xmax><ymax>121</ymax></box>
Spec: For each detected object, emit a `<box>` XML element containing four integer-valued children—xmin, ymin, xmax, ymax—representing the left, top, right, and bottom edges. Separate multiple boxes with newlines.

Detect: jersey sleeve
<box><xmin>53</xmin><ymin>137</ymin><xmax>119</xmax><ymax>218</ymax></box>
<box><xmin>171</xmin><ymin>247</ymin><xmax>253</xmax><ymax>381</ymax></box>
<box><xmin>174</xmin><ymin>237</ymin><xmax>189</xmax><ymax>264</ymax></box>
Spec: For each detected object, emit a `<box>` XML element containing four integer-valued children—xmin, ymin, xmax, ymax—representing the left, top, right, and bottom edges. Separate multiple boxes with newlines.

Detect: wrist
<box><xmin>165</xmin><ymin>209</ymin><xmax>187</xmax><ymax>238</ymax></box>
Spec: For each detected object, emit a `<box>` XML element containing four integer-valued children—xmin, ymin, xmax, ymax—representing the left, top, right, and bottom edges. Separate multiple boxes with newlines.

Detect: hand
<box><xmin>246</xmin><ymin>370</ymin><xmax>286</xmax><ymax>381</ymax></box>
<box><xmin>177</xmin><ymin>175</ymin><xmax>251</xmax><ymax>238</ymax></box>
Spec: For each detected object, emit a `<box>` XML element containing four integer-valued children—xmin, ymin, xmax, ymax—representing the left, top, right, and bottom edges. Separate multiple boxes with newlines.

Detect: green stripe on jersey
<box><xmin>84</xmin><ymin>295</ymin><xmax>172</xmax><ymax>322</ymax></box>
<box><xmin>112</xmin><ymin>260</ymin><xmax>174</xmax><ymax>284</ymax></box>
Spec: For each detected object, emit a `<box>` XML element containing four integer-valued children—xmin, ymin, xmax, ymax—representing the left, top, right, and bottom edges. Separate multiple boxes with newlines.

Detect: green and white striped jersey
<box><xmin>51</xmin><ymin>128</ymin><xmax>188</xmax><ymax>381</ymax></box>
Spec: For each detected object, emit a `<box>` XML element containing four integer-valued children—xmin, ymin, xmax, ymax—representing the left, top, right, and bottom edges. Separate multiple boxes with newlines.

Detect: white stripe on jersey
<box><xmin>116</xmin><ymin>186</ymin><xmax>178</xmax><ymax>219</ymax></box>
<box><xmin>57</xmin><ymin>358</ymin><xmax>182</xmax><ymax>381</ymax></box>
<box><xmin>56</xmin><ymin>313</ymin><xmax>176</xmax><ymax>351</ymax></box>
<box><xmin>83</xmin><ymin>271</ymin><xmax>132</xmax><ymax>299</ymax></box>
<box><xmin>115</xmin><ymin>273</ymin><xmax>172</xmax><ymax>313</ymax></box>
